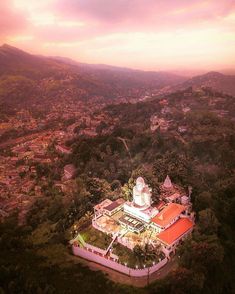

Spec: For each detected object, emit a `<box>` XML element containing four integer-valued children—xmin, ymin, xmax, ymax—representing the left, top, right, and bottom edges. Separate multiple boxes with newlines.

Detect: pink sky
<box><xmin>1</xmin><ymin>0</ymin><xmax>235</xmax><ymax>71</ymax></box>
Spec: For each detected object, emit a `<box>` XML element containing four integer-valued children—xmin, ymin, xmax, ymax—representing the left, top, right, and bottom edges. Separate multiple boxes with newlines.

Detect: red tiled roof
<box><xmin>157</xmin><ymin>218</ymin><xmax>194</xmax><ymax>246</ymax></box>
<box><xmin>151</xmin><ymin>203</ymin><xmax>185</xmax><ymax>227</ymax></box>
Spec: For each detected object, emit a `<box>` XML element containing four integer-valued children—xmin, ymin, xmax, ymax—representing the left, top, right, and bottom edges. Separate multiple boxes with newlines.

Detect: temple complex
<box><xmin>90</xmin><ymin>176</ymin><xmax>194</xmax><ymax>257</ymax></box>
<box><xmin>71</xmin><ymin>175</ymin><xmax>195</xmax><ymax>278</ymax></box>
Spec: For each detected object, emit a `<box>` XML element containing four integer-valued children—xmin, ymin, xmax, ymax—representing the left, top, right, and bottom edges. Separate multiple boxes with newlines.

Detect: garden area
<box><xmin>112</xmin><ymin>242</ymin><xmax>164</xmax><ymax>269</ymax></box>
<box><xmin>79</xmin><ymin>225</ymin><xmax>112</xmax><ymax>250</ymax></box>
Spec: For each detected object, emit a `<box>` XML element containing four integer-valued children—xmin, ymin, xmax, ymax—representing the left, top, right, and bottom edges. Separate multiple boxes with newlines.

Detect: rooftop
<box><xmin>157</xmin><ymin>217</ymin><xmax>194</xmax><ymax>246</ymax></box>
<box><xmin>119</xmin><ymin>214</ymin><xmax>144</xmax><ymax>231</ymax></box>
<box><xmin>151</xmin><ymin>203</ymin><xmax>186</xmax><ymax>228</ymax></box>
<box><xmin>165</xmin><ymin>192</ymin><xmax>181</xmax><ymax>202</ymax></box>
<box><xmin>64</xmin><ymin>164</ymin><xmax>76</xmax><ymax>174</ymax></box>
<box><xmin>104</xmin><ymin>198</ymin><xmax>125</xmax><ymax>212</ymax></box>
<box><xmin>94</xmin><ymin>199</ymin><xmax>112</xmax><ymax>211</ymax></box>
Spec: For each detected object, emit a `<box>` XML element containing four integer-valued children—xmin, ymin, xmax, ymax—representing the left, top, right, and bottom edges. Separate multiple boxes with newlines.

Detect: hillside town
<box><xmin>0</xmin><ymin>85</ymin><xmax>234</xmax><ymax>224</ymax></box>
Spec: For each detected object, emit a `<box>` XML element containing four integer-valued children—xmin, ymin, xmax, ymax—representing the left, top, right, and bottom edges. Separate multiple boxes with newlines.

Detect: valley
<box><xmin>0</xmin><ymin>45</ymin><xmax>235</xmax><ymax>294</ymax></box>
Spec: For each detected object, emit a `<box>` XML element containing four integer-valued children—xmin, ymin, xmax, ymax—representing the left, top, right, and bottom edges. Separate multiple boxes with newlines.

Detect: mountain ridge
<box><xmin>0</xmin><ymin>44</ymin><xmax>184</xmax><ymax>79</ymax></box>
<box><xmin>1</xmin><ymin>44</ymin><xmax>235</xmax><ymax>103</ymax></box>
<box><xmin>0</xmin><ymin>44</ymin><xmax>187</xmax><ymax>106</ymax></box>
<box><xmin>172</xmin><ymin>70</ymin><xmax>235</xmax><ymax>96</ymax></box>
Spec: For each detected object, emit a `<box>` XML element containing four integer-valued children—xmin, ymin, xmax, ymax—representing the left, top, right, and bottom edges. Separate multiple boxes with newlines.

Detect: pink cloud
<box><xmin>2</xmin><ymin>0</ymin><xmax>235</xmax><ymax>43</ymax></box>
<box><xmin>0</xmin><ymin>0</ymin><xmax>29</xmax><ymax>39</ymax></box>
<box><xmin>54</xmin><ymin>0</ymin><xmax>235</xmax><ymax>26</ymax></box>
<box><xmin>1</xmin><ymin>0</ymin><xmax>235</xmax><ymax>71</ymax></box>
<box><xmin>33</xmin><ymin>0</ymin><xmax>234</xmax><ymax>43</ymax></box>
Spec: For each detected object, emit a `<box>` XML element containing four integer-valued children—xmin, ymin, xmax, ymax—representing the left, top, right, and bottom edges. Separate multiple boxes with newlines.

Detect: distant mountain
<box><xmin>174</xmin><ymin>71</ymin><xmax>235</xmax><ymax>96</ymax></box>
<box><xmin>0</xmin><ymin>44</ymin><xmax>188</xmax><ymax>109</ymax></box>
<box><xmin>220</xmin><ymin>69</ymin><xmax>235</xmax><ymax>75</ymax></box>
<box><xmin>50</xmin><ymin>55</ymin><xmax>186</xmax><ymax>88</ymax></box>
<box><xmin>0</xmin><ymin>44</ymin><xmax>185</xmax><ymax>85</ymax></box>
<box><xmin>3</xmin><ymin>43</ymin><xmax>234</xmax><ymax>113</ymax></box>
<box><xmin>0</xmin><ymin>44</ymin><xmax>69</xmax><ymax>78</ymax></box>
<box><xmin>50</xmin><ymin>56</ymin><xmax>134</xmax><ymax>72</ymax></box>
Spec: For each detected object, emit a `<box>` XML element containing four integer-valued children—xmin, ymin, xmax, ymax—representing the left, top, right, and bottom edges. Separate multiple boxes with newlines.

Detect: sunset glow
<box><xmin>1</xmin><ymin>0</ymin><xmax>235</xmax><ymax>71</ymax></box>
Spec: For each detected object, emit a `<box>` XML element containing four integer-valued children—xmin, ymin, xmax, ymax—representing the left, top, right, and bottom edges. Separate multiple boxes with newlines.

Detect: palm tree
<box><xmin>143</xmin><ymin>243</ymin><xmax>161</xmax><ymax>262</ymax></box>
<box><xmin>134</xmin><ymin>243</ymin><xmax>161</xmax><ymax>266</ymax></box>
<box><xmin>84</xmin><ymin>211</ymin><xmax>93</xmax><ymax>221</ymax></box>
<box><xmin>133</xmin><ymin>244</ymin><xmax>145</xmax><ymax>263</ymax></box>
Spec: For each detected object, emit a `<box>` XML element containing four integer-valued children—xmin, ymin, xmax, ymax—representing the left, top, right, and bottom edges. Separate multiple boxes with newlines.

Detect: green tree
<box><xmin>198</xmin><ymin>208</ymin><xmax>220</xmax><ymax>235</ymax></box>
<box><xmin>195</xmin><ymin>191</ymin><xmax>212</xmax><ymax>212</ymax></box>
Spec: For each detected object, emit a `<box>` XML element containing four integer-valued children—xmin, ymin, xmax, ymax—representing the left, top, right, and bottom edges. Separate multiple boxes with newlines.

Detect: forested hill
<box><xmin>0</xmin><ymin>44</ymin><xmax>185</xmax><ymax>108</ymax></box>
<box><xmin>0</xmin><ymin>44</ymin><xmax>70</xmax><ymax>77</ymax></box>
<box><xmin>1</xmin><ymin>44</ymin><xmax>235</xmax><ymax>113</ymax></box>
<box><xmin>1</xmin><ymin>84</ymin><xmax>235</xmax><ymax>292</ymax></box>
<box><xmin>60</xmin><ymin>87</ymin><xmax>235</xmax><ymax>292</ymax></box>
<box><xmin>171</xmin><ymin>71</ymin><xmax>235</xmax><ymax>96</ymax></box>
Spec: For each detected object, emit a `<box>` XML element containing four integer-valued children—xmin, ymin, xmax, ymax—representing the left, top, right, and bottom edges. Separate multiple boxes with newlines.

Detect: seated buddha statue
<box><xmin>133</xmin><ymin>177</ymin><xmax>152</xmax><ymax>209</ymax></box>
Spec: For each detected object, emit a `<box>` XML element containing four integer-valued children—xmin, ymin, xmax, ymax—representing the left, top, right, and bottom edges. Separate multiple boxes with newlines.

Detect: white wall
<box><xmin>72</xmin><ymin>245</ymin><xmax>167</xmax><ymax>277</ymax></box>
<box><xmin>84</xmin><ymin>242</ymin><xmax>107</xmax><ymax>255</ymax></box>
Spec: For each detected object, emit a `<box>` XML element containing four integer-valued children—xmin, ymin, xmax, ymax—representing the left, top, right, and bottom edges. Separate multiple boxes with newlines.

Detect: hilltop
<box><xmin>171</xmin><ymin>71</ymin><xmax>235</xmax><ymax>96</ymax></box>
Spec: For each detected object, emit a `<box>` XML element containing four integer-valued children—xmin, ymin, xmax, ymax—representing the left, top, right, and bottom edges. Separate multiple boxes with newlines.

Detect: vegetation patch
<box><xmin>113</xmin><ymin>243</ymin><xmax>139</xmax><ymax>268</ymax></box>
<box><xmin>113</xmin><ymin>242</ymin><xmax>163</xmax><ymax>269</ymax></box>
<box><xmin>80</xmin><ymin>226</ymin><xmax>112</xmax><ymax>250</ymax></box>
<box><xmin>30</xmin><ymin>221</ymin><xmax>56</xmax><ymax>245</ymax></box>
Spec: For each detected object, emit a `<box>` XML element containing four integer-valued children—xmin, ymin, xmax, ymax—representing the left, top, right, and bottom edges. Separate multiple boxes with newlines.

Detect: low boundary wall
<box><xmin>84</xmin><ymin>242</ymin><xmax>107</xmax><ymax>255</ymax></box>
<box><xmin>72</xmin><ymin>245</ymin><xmax>167</xmax><ymax>277</ymax></box>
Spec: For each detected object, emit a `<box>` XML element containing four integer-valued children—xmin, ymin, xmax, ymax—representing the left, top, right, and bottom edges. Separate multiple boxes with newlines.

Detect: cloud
<box><xmin>31</xmin><ymin>0</ymin><xmax>233</xmax><ymax>44</ymax></box>
<box><xmin>4</xmin><ymin>0</ymin><xmax>235</xmax><ymax>43</ymax></box>
<box><xmin>41</xmin><ymin>28</ymin><xmax>235</xmax><ymax>71</ymax></box>
<box><xmin>1</xmin><ymin>0</ymin><xmax>235</xmax><ymax>70</ymax></box>
<box><xmin>0</xmin><ymin>0</ymin><xmax>29</xmax><ymax>39</ymax></box>
<box><xmin>55</xmin><ymin>0</ymin><xmax>141</xmax><ymax>22</ymax></box>
<box><xmin>54</xmin><ymin>0</ymin><xmax>235</xmax><ymax>28</ymax></box>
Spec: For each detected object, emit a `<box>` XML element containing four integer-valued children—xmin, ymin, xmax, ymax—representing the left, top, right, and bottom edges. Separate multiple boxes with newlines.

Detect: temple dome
<box><xmin>163</xmin><ymin>175</ymin><xmax>173</xmax><ymax>189</ymax></box>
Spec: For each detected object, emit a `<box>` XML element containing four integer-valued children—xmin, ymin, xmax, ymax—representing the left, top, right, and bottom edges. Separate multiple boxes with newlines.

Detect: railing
<box><xmin>105</xmin><ymin>233</ymin><xmax>118</xmax><ymax>255</ymax></box>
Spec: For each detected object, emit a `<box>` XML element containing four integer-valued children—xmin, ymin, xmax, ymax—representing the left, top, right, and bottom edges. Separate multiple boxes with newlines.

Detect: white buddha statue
<box><xmin>133</xmin><ymin>177</ymin><xmax>152</xmax><ymax>209</ymax></box>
